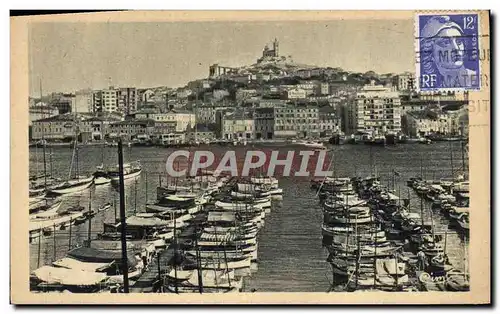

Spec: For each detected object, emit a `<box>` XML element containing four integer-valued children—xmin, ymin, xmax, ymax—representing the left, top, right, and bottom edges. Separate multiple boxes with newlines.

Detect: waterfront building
<box><xmin>318</xmin><ymin>106</ymin><xmax>342</xmax><ymax>137</ymax></box>
<box><xmin>153</xmin><ymin>121</ymin><xmax>177</xmax><ymax>136</ymax></box>
<box><xmin>192</xmin><ymin>124</ymin><xmax>217</xmax><ymax>143</ymax></box>
<box><xmin>273</xmin><ymin>105</ymin><xmax>319</xmax><ymax>138</ymax></box>
<box><xmin>403</xmin><ymin>106</ymin><xmax>468</xmax><ymax>138</ymax></box>
<box><xmin>254</xmin><ymin>107</ymin><xmax>275</xmax><ymax>139</ymax></box>
<box><xmin>108</xmin><ymin>119</ymin><xmax>155</xmax><ymax>141</ymax></box>
<box><xmin>404</xmin><ymin>111</ymin><xmax>444</xmax><ymax>137</ymax></box>
<box><xmin>31</xmin><ymin>114</ymin><xmax>80</xmax><ymax>141</ymax></box>
<box><xmin>79</xmin><ymin>116</ymin><xmax>120</xmax><ymax>142</ymax></box>
<box><xmin>354</xmin><ymin>82</ymin><xmax>402</xmax><ymax>135</ymax></box>
<box><xmin>29</xmin><ymin>102</ymin><xmax>59</xmax><ymax>126</ymax></box>
<box><xmin>342</xmin><ymin>102</ymin><xmax>357</xmax><ymax>135</ymax></box>
<box><xmin>134</xmin><ymin>109</ymin><xmax>196</xmax><ymax>132</ymax></box>
<box><xmin>157</xmin><ymin>132</ymin><xmax>185</xmax><ymax>145</ymax></box>
<box><xmin>221</xmin><ymin>110</ymin><xmax>255</xmax><ymax>140</ymax></box>
<box><xmin>194</xmin><ymin>105</ymin><xmax>231</xmax><ymax>124</ymax></box>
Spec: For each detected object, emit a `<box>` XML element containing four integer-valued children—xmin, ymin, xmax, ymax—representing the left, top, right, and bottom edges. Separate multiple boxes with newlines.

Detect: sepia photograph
<box><xmin>10</xmin><ymin>10</ymin><xmax>490</xmax><ymax>304</ymax></box>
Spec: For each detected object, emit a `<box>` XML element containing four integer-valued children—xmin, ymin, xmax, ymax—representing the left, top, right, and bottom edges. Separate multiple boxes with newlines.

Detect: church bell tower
<box><xmin>273</xmin><ymin>38</ymin><xmax>279</xmax><ymax>57</ymax></box>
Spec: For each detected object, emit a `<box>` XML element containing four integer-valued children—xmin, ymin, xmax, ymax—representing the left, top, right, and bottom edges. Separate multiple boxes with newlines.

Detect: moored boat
<box><xmin>48</xmin><ymin>176</ymin><xmax>94</xmax><ymax>195</ymax></box>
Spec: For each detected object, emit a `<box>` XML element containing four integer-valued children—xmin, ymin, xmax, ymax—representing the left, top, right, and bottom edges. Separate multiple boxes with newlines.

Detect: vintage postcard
<box><xmin>10</xmin><ymin>10</ymin><xmax>490</xmax><ymax>304</ymax></box>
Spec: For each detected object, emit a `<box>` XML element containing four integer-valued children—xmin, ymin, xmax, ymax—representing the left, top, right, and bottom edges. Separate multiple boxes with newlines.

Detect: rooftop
<box><xmin>111</xmin><ymin>119</ymin><xmax>156</xmax><ymax>126</ymax></box>
<box><xmin>33</xmin><ymin>113</ymin><xmax>79</xmax><ymax>123</ymax></box>
<box><xmin>407</xmin><ymin>110</ymin><xmax>438</xmax><ymax>120</ymax></box>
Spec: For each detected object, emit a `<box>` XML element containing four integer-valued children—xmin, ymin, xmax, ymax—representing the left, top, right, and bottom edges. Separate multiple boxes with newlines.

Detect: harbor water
<box><xmin>29</xmin><ymin>142</ymin><xmax>469</xmax><ymax>292</ymax></box>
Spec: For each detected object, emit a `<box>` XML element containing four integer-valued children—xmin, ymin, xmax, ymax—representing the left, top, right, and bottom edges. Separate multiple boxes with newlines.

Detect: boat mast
<box><xmin>420</xmin><ymin>153</ymin><xmax>423</xmax><ymax>179</ymax></box>
<box><xmin>450</xmin><ymin>141</ymin><xmax>454</xmax><ymax>180</ymax></box>
<box><xmin>40</xmin><ymin>79</ymin><xmax>47</xmax><ymax>189</ymax></box>
<box><xmin>173</xmin><ymin>216</ymin><xmax>179</xmax><ymax>294</ymax></box>
<box><xmin>461</xmin><ymin>140</ymin><xmax>467</xmax><ymax>180</ymax></box>
<box><xmin>75</xmin><ymin>100</ymin><xmax>80</xmax><ymax>180</ymax></box>
<box><xmin>134</xmin><ymin>178</ymin><xmax>138</xmax><ymax>214</ymax></box>
<box><xmin>87</xmin><ymin>188</ymin><xmax>92</xmax><ymax>247</ymax></box>
<box><xmin>117</xmin><ymin>139</ymin><xmax>130</xmax><ymax>293</ymax></box>
<box><xmin>194</xmin><ymin>221</ymin><xmax>203</xmax><ymax>293</ymax></box>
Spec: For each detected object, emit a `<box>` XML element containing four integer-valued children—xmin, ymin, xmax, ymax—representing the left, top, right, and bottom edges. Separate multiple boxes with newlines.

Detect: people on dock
<box><xmin>417</xmin><ymin>250</ymin><xmax>428</xmax><ymax>271</ymax></box>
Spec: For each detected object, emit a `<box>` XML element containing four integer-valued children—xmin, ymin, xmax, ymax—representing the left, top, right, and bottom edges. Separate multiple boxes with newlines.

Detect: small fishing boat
<box><xmin>249</xmin><ymin>176</ymin><xmax>279</xmax><ymax>188</ymax></box>
<box><xmin>98</xmin><ymin>202</ymin><xmax>112</xmax><ymax>212</ymax></box>
<box><xmin>456</xmin><ymin>213</ymin><xmax>469</xmax><ymax>231</ymax></box>
<box><xmin>108</xmin><ymin>161</ymin><xmax>142</xmax><ymax>182</ymax></box>
<box><xmin>297</xmin><ymin>140</ymin><xmax>326</xmax><ymax>150</ymax></box>
<box><xmin>73</xmin><ymin>216</ymin><xmax>87</xmax><ymax>225</ymax></box>
<box><xmin>42</xmin><ymin>227</ymin><xmax>53</xmax><ymax>236</ymax></box>
<box><xmin>94</xmin><ymin>176</ymin><xmax>112</xmax><ymax>186</ymax></box>
<box><xmin>48</xmin><ymin>176</ymin><xmax>94</xmax><ymax>195</ymax></box>
<box><xmin>93</xmin><ymin>164</ymin><xmax>112</xmax><ymax>185</ymax></box>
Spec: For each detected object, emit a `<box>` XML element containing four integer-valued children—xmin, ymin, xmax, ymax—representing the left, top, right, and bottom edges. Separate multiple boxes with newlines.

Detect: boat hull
<box><xmin>110</xmin><ymin>169</ymin><xmax>142</xmax><ymax>183</ymax></box>
<box><xmin>48</xmin><ymin>177</ymin><xmax>94</xmax><ymax>195</ymax></box>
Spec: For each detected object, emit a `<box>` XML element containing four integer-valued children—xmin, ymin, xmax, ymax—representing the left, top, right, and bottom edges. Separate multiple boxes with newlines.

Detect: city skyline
<box><xmin>29</xmin><ymin>19</ymin><xmax>414</xmax><ymax>96</ymax></box>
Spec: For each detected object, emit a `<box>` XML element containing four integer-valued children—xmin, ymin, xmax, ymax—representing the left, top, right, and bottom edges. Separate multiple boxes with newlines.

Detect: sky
<box><xmin>28</xmin><ymin>19</ymin><xmax>414</xmax><ymax>96</ymax></box>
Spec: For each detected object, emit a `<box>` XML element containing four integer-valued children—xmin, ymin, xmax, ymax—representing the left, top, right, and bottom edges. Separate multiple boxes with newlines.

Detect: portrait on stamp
<box><xmin>418</xmin><ymin>14</ymin><xmax>480</xmax><ymax>91</ymax></box>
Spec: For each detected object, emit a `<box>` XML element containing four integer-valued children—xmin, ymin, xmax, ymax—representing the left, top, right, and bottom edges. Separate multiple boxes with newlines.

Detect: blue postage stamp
<box><xmin>416</xmin><ymin>13</ymin><xmax>480</xmax><ymax>91</ymax></box>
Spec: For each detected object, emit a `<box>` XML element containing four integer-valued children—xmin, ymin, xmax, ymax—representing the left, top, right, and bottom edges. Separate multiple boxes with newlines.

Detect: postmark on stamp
<box><xmin>416</xmin><ymin>13</ymin><xmax>480</xmax><ymax>91</ymax></box>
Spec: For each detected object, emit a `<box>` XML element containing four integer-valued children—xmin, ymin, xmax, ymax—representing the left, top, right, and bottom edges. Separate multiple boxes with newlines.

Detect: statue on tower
<box><xmin>273</xmin><ymin>38</ymin><xmax>279</xmax><ymax>57</ymax></box>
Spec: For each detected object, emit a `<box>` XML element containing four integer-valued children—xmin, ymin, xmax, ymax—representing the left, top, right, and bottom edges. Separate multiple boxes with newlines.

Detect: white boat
<box><xmin>98</xmin><ymin>202</ymin><xmax>112</xmax><ymax>212</ymax></box>
<box><xmin>250</xmin><ymin>176</ymin><xmax>278</xmax><ymax>186</ymax></box>
<box><xmin>29</xmin><ymin>200</ymin><xmax>63</xmax><ymax>220</ymax></box>
<box><xmin>30</xmin><ymin>211</ymin><xmax>84</xmax><ymax>232</ymax></box>
<box><xmin>108</xmin><ymin>162</ymin><xmax>142</xmax><ymax>182</ymax></box>
<box><xmin>328</xmin><ymin>215</ymin><xmax>374</xmax><ymax>224</ymax></box>
<box><xmin>166</xmin><ymin>269</ymin><xmax>241</xmax><ymax>292</ymax></box>
<box><xmin>453</xmin><ymin>181</ymin><xmax>470</xmax><ymax>194</ymax></box>
<box><xmin>29</xmin><ymin>195</ymin><xmax>46</xmax><ymax>209</ymax></box>
<box><xmin>203</xmin><ymin>225</ymin><xmax>258</xmax><ymax>235</ymax></box>
<box><xmin>198</xmin><ymin>236</ymin><xmax>257</xmax><ymax>246</ymax></box>
<box><xmin>261</xmin><ymin>187</ymin><xmax>283</xmax><ymax>196</ymax></box>
<box><xmin>198</xmin><ymin>256</ymin><xmax>252</xmax><ymax>270</ymax></box>
<box><xmin>215</xmin><ymin>200</ymin><xmax>271</xmax><ymax>210</ymax></box>
<box><xmin>298</xmin><ymin>140</ymin><xmax>326</xmax><ymax>149</ymax></box>
<box><xmin>230</xmin><ymin>191</ymin><xmax>271</xmax><ymax>202</ymax></box>
<box><xmin>94</xmin><ymin>176</ymin><xmax>111</xmax><ymax>186</ymax></box>
<box><xmin>48</xmin><ymin>176</ymin><xmax>94</xmax><ymax>195</ymax></box>
<box><xmin>457</xmin><ymin>213</ymin><xmax>469</xmax><ymax>230</ymax></box>
<box><xmin>200</xmin><ymin>230</ymin><xmax>258</xmax><ymax>240</ymax></box>
<box><xmin>448</xmin><ymin>207</ymin><xmax>469</xmax><ymax>220</ymax></box>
